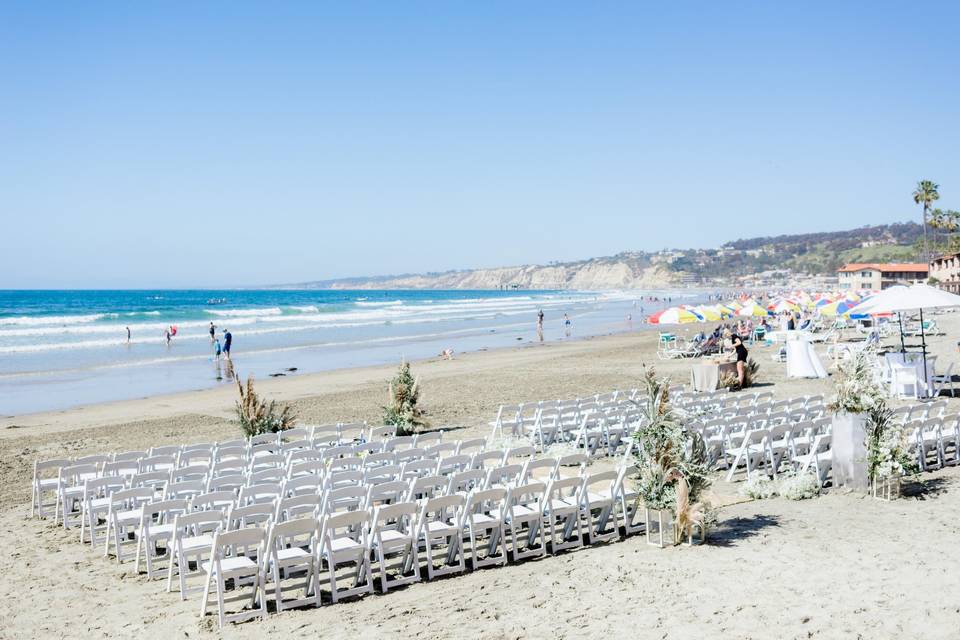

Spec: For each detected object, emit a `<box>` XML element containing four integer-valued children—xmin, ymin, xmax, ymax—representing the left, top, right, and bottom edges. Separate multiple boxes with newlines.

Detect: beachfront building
<box><xmin>836</xmin><ymin>262</ymin><xmax>928</xmax><ymax>290</ymax></box>
<box><xmin>929</xmin><ymin>252</ymin><xmax>960</xmax><ymax>293</ymax></box>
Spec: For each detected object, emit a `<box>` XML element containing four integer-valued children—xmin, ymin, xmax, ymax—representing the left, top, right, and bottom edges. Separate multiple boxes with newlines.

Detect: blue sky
<box><xmin>1</xmin><ymin>2</ymin><xmax>958</xmax><ymax>288</ymax></box>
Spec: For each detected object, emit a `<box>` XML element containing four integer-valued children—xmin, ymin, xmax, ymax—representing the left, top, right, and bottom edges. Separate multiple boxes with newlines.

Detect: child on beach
<box><xmin>214</xmin><ymin>338</ymin><xmax>222</xmax><ymax>361</ymax></box>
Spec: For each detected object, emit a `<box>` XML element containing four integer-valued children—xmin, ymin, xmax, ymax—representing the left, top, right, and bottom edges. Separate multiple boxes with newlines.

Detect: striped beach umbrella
<box><xmin>737</xmin><ymin>303</ymin><xmax>771</xmax><ymax>317</ymax></box>
<box><xmin>649</xmin><ymin>306</ymin><xmax>700</xmax><ymax>324</ymax></box>
<box><xmin>694</xmin><ymin>305</ymin><xmax>723</xmax><ymax>321</ymax></box>
<box><xmin>769</xmin><ymin>299</ymin><xmax>800</xmax><ymax>313</ymax></box>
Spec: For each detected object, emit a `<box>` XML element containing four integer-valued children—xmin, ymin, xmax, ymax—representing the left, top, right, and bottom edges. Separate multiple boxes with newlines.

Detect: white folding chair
<box><xmin>135</xmin><ymin>498</ymin><xmax>188</xmax><ymax>579</ymax></box>
<box><xmin>542</xmin><ymin>477</ymin><xmax>583</xmax><ymax>553</ymax></box>
<box><xmin>79</xmin><ymin>476</ymin><xmax>126</xmax><ymax>547</ymax></box>
<box><xmin>55</xmin><ymin>463</ymin><xmax>99</xmax><ymax>528</ymax></box>
<box><xmin>103</xmin><ymin>487</ymin><xmax>154</xmax><ymax>562</ymax></box>
<box><xmin>370</xmin><ymin>502</ymin><xmax>420</xmax><ymax>592</ymax></box>
<box><xmin>318</xmin><ymin>510</ymin><xmax>374</xmax><ymax>602</ymax></box>
<box><xmin>460</xmin><ymin>488</ymin><xmax>507</xmax><ymax>569</ymax></box>
<box><xmin>503</xmin><ymin>482</ymin><xmax>546</xmax><ymax>561</ymax></box>
<box><xmin>264</xmin><ymin>517</ymin><xmax>322</xmax><ymax>611</ymax></box>
<box><xmin>31</xmin><ymin>458</ymin><xmax>70</xmax><ymax>518</ymax></box>
<box><xmin>577</xmin><ymin>471</ymin><xmax>619</xmax><ymax>544</ymax></box>
<box><xmin>167</xmin><ymin>510</ymin><xmax>224</xmax><ymax>600</ymax></box>
<box><xmin>199</xmin><ymin>528</ymin><xmax>268</xmax><ymax>628</ymax></box>
<box><xmin>414</xmin><ymin>494</ymin><xmax>465</xmax><ymax>579</ymax></box>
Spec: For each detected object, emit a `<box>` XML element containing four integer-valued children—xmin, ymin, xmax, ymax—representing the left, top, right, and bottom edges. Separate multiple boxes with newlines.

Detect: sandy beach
<box><xmin>4</xmin><ymin>319</ymin><xmax>960</xmax><ymax>639</ymax></box>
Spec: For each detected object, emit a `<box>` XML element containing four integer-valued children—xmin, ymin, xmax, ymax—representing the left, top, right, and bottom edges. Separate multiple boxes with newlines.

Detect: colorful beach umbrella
<box><xmin>694</xmin><ymin>306</ymin><xmax>723</xmax><ymax>321</ymax></box>
<box><xmin>737</xmin><ymin>303</ymin><xmax>771</xmax><ymax>317</ymax></box>
<box><xmin>769</xmin><ymin>299</ymin><xmax>800</xmax><ymax>313</ymax></box>
<box><xmin>649</xmin><ymin>307</ymin><xmax>700</xmax><ymax>324</ymax></box>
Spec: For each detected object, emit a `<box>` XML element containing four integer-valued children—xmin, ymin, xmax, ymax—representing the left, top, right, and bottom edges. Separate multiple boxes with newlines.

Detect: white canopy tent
<box><xmin>849</xmin><ymin>284</ymin><xmax>960</xmax><ymax>391</ymax></box>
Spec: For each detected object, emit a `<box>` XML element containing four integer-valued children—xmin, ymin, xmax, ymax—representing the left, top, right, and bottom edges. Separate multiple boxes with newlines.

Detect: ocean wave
<box><xmin>289</xmin><ymin>305</ymin><xmax>319</xmax><ymax>313</ymax></box>
<box><xmin>355</xmin><ymin>300</ymin><xmax>403</xmax><ymax>307</ymax></box>
<box><xmin>0</xmin><ymin>313</ymin><xmax>115</xmax><ymax>326</ymax></box>
<box><xmin>205</xmin><ymin>307</ymin><xmax>283</xmax><ymax>317</ymax></box>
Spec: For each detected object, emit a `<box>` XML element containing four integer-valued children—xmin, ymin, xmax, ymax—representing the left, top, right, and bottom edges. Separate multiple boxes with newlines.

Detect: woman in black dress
<box><xmin>731</xmin><ymin>333</ymin><xmax>749</xmax><ymax>387</ymax></box>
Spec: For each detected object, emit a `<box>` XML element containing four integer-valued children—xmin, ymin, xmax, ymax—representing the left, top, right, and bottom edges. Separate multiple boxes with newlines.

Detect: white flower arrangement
<box><xmin>776</xmin><ymin>471</ymin><xmax>821</xmax><ymax>500</ymax></box>
<box><xmin>828</xmin><ymin>350</ymin><xmax>886</xmax><ymax>415</ymax></box>
<box><xmin>738</xmin><ymin>471</ymin><xmax>820</xmax><ymax>501</ymax></box>
<box><xmin>739</xmin><ymin>473</ymin><xmax>777</xmax><ymax>499</ymax></box>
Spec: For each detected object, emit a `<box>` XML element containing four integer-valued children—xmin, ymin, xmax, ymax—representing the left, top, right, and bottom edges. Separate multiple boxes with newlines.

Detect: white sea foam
<box><xmin>205</xmin><ymin>307</ymin><xmax>283</xmax><ymax>317</ymax></box>
<box><xmin>355</xmin><ymin>300</ymin><xmax>402</xmax><ymax>307</ymax></box>
<box><xmin>0</xmin><ymin>313</ymin><xmax>114</xmax><ymax>326</ymax></box>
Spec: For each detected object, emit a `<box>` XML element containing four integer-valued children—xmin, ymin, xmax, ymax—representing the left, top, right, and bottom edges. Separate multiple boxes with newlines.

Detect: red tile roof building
<box><xmin>837</xmin><ymin>262</ymin><xmax>928</xmax><ymax>290</ymax></box>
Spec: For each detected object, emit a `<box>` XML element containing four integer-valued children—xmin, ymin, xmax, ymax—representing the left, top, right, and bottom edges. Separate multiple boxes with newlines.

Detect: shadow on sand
<box><xmin>708</xmin><ymin>514</ymin><xmax>781</xmax><ymax>547</ymax></box>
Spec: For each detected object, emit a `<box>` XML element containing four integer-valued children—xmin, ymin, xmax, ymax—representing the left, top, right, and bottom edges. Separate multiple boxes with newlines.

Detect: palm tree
<box><xmin>913</xmin><ymin>180</ymin><xmax>940</xmax><ymax>261</ymax></box>
<box><xmin>930</xmin><ymin>208</ymin><xmax>945</xmax><ymax>253</ymax></box>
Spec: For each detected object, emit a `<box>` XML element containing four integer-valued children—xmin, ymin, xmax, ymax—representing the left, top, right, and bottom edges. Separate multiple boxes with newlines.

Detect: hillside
<box><xmin>288</xmin><ymin>222</ymin><xmax>924</xmax><ymax>290</ymax></box>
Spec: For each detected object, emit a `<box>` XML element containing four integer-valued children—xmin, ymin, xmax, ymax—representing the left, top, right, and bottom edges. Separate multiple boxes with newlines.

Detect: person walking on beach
<box><xmin>536</xmin><ymin>309</ymin><xmax>544</xmax><ymax>342</ymax></box>
<box><xmin>209</xmin><ymin>322</ymin><xmax>216</xmax><ymax>342</ymax></box>
<box><xmin>213</xmin><ymin>337</ymin><xmax>222</xmax><ymax>361</ymax></box>
<box><xmin>126</xmin><ymin>326</ymin><xmax>131</xmax><ymax>343</ymax></box>
<box><xmin>223</xmin><ymin>329</ymin><xmax>232</xmax><ymax>359</ymax></box>
<box><xmin>165</xmin><ymin>329</ymin><xmax>171</xmax><ymax>346</ymax></box>
<box><xmin>563</xmin><ymin>313</ymin><xmax>572</xmax><ymax>337</ymax></box>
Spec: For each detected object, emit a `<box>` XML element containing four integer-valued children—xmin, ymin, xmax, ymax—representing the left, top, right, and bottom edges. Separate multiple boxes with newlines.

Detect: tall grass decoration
<box><xmin>382</xmin><ymin>360</ymin><xmax>428</xmax><ymax>436</ymax></box>
<box><xmin>631</xmin><ymin>367</ymin><xmax>711</xmax><ymax>544</ymax></box>
<box><xmin>235</xmin><ymin>375</ymin><xmax>296</xmax><ymax>438</ymax></box>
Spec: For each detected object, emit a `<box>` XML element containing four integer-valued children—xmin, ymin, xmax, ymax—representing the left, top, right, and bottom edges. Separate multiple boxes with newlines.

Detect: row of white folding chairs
<box><xmin>31</xmin><ymin>432</ymin><xmax>474</xmax><ymax>519</ymax></box>
<box><xmin>93</xmin><ymin>453</ymin><xmax>598</xmax><ymax>562</ymax></box>
<box><xmin>721</xmin><ymin>419</ymin><xmax>832</xmax><ymax>482</ymax></box>
<box><xmin>154</xmin><ymin>466</ymin><xmax>639</xmax><ymax>627</ymax></box>
<box><xmin>903</xmin><ymin>414</ymin><xmax>960</xmax><ymax>471</ymax></box>
<box><xmin>491</xmin><ymin>398</ymin><xmax>634</xmax><ymax>441</ymax></box>
<box><xmin>892</xmin><ymin>400</ymin><xmax>949</xmax><ymax>425</ymax></box>
<box><xmin>520</xmin><ymin>406</ymin><xmax>643</xmax><ymax>453</ymax></box>
<box><xmin>486</xmin><ymin>385</ymin><xmax>693</xmax><ymax>440</ymax></box>
<box><xmin>694</xmin><ymin>411</ymin><xmax>829</xmax><ymax>466</ymax></box>
<box><xmin>46</xmin><ymin>444</ymin><xmax>563</xmax><ymax>530</ymax></box>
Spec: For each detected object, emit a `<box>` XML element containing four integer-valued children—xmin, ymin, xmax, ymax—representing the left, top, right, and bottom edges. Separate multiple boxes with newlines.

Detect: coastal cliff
<box><xmin>306</xmin><ymin>261</ymin><xmax>678</xmax><ymax>290</ymax></box>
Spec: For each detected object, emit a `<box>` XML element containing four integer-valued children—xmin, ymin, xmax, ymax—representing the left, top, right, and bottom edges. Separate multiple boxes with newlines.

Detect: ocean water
<box><xmin>0</xmin><ymin>289</ymin><xmax>700</xmax><ymax>416</ymax></box>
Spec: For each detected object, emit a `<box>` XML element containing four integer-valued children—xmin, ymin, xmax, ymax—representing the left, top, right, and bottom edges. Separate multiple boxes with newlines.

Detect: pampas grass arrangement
<box><xmin>631</xmin><ymin>367</ymin><xmax>711</xmax><ymax>544</ymax></box>
<box><xmin>235</xmin><ymin>375</ymin><xmax>296</xmax><ymax>438</ymax></box>
<box><xmin>382</xmin><ymin>359</ymin><xmax>428</xmax><ymax>436</ymax></box>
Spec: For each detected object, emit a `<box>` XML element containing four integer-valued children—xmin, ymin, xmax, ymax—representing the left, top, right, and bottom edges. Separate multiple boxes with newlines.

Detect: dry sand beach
<box><xmin>3</xmin><ymin>321</ymin><xmax>960</xmax><ymax>639</ymax></box>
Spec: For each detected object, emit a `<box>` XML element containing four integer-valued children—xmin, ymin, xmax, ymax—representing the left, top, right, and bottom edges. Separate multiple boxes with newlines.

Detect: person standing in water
<box><xmin>209</xmin><ymin>322</ymin><xmax>216</xmax><ymax>342</ymax></box>
<box><xmin>165</xmin><ymin>329</ymin><xmax>171</xmax><ymax>346</ymax></box>
<box><xmin>223</xmin><ymin>329</ymin><xmax>232</xmax><ymax>359</ymax></box>
<box><xmin>536</xmin><ymin>309</ymin><xmax>544</xmax><ymax>342</ymax></box>
<box><xmin>126</xmin><ymin>326</ymin><xmax>131</xmax><ymax>343</ymax></box>
<box><xmin>563</xmin><ymin>313</ymin><xmax>572</xmax><ymax>337</ymax></box>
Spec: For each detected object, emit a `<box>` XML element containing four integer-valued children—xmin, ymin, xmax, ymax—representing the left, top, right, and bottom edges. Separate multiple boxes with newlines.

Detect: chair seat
<box><xmin>37</xmin><ymin>478</ymin><xmax>59</xmax><ymax>490</ymax></box>
<box><xmin>584</xmin><ymin>491</ymin><xmax>613</xmax><ymax>506</ymax></box>
<box><xmin>276</xmin><ymin>546</ymin><xmax>312</xmax><ymax>562</ymax></box>
<box><xmin>545</xmin><ymin>498</ymin><xmax>578</xmax><ymax>513</ymax></box>
<box><xmin>181</xmin><ymin>534</ymin><xmax>214</xmax><ymax>551</ymax></box>
<box><xmin>137</xmin><ymin>523</ymin><xmax>175</xmax><ymax>538</ymax></box>
<box><xmin>115</xmin><ymin>509</ymin><xmax>142</xmax><ymax>524</ymax></box>
<box><xmin>424</xmin><ymin>520</ymin><xmax>458</xmax><ymax>536</ymax></box>
<box><xmin>328</xmin><ymin>536</ymin><xmax>364</xmax><ymax>553</ymax></box>
<box><xmin>470</xmin><ymin>514</ymin><xmax>501</xmax><ymax>526</ymax></box>
<box><xmin>201</xmin><ymin>556</ymin><xmax>258</xmax><ymax>575</ymax></box>
<box><xmin>507</xmin><ymin>505</ymin><xmax>539</xmax><ymax>519</ymax></box>
<box><xmin>376</xmin><ymin>529</ymin><xmax>411</xmax><ymax>544</ymax></box>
